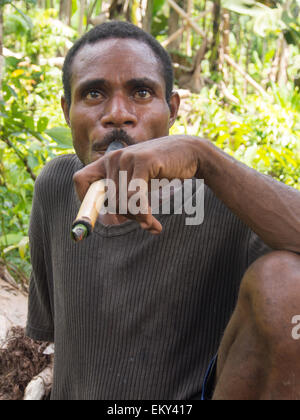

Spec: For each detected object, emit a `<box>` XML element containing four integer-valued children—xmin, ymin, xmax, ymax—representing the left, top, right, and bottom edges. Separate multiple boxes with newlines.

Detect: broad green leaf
<box><xmin>72</xmin><ymin>0</ymin><xmax>78</xmax><ymax>16</ymax></box>
<box><xmin>37</xmin><ymin>116</ymin><xmax>49</xmax><ymax>133</ymax></box>
<box><xmin>222</xmin><ymin>0</ymin><xmax>268</xmax><ymax>17</ymax></box>
<box><xmin>46</xmin><ymin>127</ymin><xmax>73</xmax><ymax>149</ymax></box>
<box><xmin>0</xmin><ymin>233</ymin><xmax>24</xmax><ymax>247</ymax></box>
<box><xmin>153</xmin><ymin>0</ymin><xmax>166</xmax><ymax>15</ymax></box>
<box><xmin>2</xmin><ymin>83</ymin><xmax>18</xmax><ymax>99</ymax></box>
<box><xmin>27</xmin><ymin>154</ymin><xmax>39</xmax><ymax>169</ymax></box>
<box><xmin>23</xmin><ymin>115</ymin><xmax>35</xmax><ymax>132</ymax></box>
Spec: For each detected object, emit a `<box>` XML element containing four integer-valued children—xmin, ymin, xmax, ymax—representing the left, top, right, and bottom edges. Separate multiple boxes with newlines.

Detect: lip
<box><xmin>91</xmin><ymin>141</ymin><xmax>107</xmax><ymax>153</ymax></box>
<box><xmin>92</xmin><ymin>140</ymin><xmax>127</xmax><ymax>154</ymax></box>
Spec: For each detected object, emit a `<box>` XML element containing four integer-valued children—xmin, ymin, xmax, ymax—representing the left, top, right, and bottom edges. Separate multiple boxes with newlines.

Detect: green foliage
<box><xmin>1</xmin><ymin>0</ymin><xmax>300</xmax><ymax>282</ymax></box>
<box><xmin>222</xmin><ymin>0</ymin><xmax>300</xmax><ymax>42</ymax></box>
<box><xmin>172</xmin><ymin>86</ymin><xmax>300</xmax><ymax>189</ymax></box>
<box><xmin>1</xmin><ymin>7</ymin><xmax>74</xmax><ymax>279</ymax></box>
<box><xmin>4</xmin><ymin>8</ymin><xmax>76</xmax><ymax>61</ymax></box>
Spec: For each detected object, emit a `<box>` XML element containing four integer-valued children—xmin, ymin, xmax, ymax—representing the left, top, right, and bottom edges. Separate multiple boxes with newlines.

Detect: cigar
<box><xmin>71</xmin><ymin>140</ymin><xmax>125</xmax><ymax>242</ymax></box>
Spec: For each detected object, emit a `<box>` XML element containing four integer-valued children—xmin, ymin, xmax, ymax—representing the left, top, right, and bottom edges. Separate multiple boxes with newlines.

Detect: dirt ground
<box><xmin>0</xmin><ymin>272</ymin><xmax>52</xmax><ymax>400</ymax></box>
<box><xmin>0</xmin><ymin>277</ymin><xmax>28</xmax><ymax>344</ymax></box>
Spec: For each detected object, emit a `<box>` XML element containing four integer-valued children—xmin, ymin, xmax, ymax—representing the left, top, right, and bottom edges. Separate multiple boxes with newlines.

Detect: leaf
<box><xmin>3</xmin><ymin>244</ymin><xmax>19</xmax><ymax>254</ymax></box>
<box><xmin>23</xmin><ymin>115</ymin><xmax>35</xmax><ymax>132</ymax></box>
<box><xmin>5</xmin><ymin>56</ymin><xmax>21</xmax><ymax>68</ymax></box>
<box><xmin>45</xmin><ymin>127</ymin><xmax>73</xmax><ymax>149</ymax></box>
<box><xmin>11</xmin><ymin>69</ymin><xmax>25</xmax><ymax>78</ymax></box>
<box><xmin>37</xmin><ymin>116</ymin><xmax>49</xmax><ymax>133</ymax></box>
<box><xmin>72</xmin><ymin>0</ymin><xmax>78</xmax><ymax>16</ymax></box>
<box><xmin>0</xmin><ymin>233</ymin><xmax>24</xmax><ymax>247</ymax></box>
<box><xmin>27</xmin><ymin>154</ymin><xmax>39</xmax><ymax>169</ymax></box>
<box><xmin>10</xmin><ymin>4</ymin><xmax>33</xmax><ymax>30</ymax></box>
<box><xmin>2</xmin><ymin>83</ymin><xmax>18</xmax><ymax>99</ymax></box>
<box><xmin>222</xmin><ymin>0</ymin><xmax>267</xmax><ymax>16</ymax></box>
<box><xmin>18</xmin><ymin>236</ymin><xmax>29</xmax><ymax>259</ymax></box>
<box><xmin>153</xmin><ymin>0</ymin><xmax>166</xmax><ymax>15</ymax></box>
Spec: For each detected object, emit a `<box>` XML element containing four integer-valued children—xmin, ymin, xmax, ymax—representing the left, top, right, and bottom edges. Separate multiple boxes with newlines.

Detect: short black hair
<box><xmin>62</xmin><ymin>21</ymin><xmax>174</xmax><ymax>108</ymax></box>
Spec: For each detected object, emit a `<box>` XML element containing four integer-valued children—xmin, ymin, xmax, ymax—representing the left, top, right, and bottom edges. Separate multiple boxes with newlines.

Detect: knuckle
<box><xmin>73</xmin><ymin>170</ymin><xmax>83</xmax><ymax>185</ymax></box>
<box><xmin>119</xmin><ymin>150</ymin><xmax>135</xmax><ymax>167</ymax></box>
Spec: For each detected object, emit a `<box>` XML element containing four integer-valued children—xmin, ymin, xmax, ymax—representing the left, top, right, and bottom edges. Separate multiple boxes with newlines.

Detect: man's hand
<box><xmin>73</xmin><ymin>135</ymin><xmax>204</xmax><ymax>234</ymax></box>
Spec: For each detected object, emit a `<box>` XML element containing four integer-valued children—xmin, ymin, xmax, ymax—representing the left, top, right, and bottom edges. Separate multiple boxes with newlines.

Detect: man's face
<box><xmin>62</xmin><ymin>38</ymin><xmax>180</xmax><ymax>165</ymax></box>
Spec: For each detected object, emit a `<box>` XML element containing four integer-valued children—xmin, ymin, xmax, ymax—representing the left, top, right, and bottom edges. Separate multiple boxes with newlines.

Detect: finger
<box><xmin>139</xmin><ymin>215</ymin><xmax>163</xmax><ymax>235</ymax></box>
<box><xmin>136</xmin><ymin>210</ymin><xmax>163</xmax><ymax>235</ymax></box>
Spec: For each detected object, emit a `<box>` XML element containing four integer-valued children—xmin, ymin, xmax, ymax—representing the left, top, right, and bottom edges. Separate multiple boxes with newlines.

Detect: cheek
<box><xmin>70</xmin><ymin>122</ymin><xmax>91</xmax><ymax>165</ymax></box>
<box><xmin>140</xmin><ymin>104</ymin><xmax>170</xmax><ymax>138</ymax></box>
<box><xmin>69</xmin><ymin>105</ymin><xmax>95</xmax><ymax>163</ymax></box>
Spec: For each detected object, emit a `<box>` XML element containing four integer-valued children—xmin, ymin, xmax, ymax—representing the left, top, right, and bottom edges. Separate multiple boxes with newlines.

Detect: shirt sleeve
<box><xmin>247</xmin><ymin>230</ymin><xmax>272</xmax><ymax>267</ymax></box>
<box><xmin>26</xmin><ymin>178</ymin><xmax>54</xmax><ymax>342</ymax></box>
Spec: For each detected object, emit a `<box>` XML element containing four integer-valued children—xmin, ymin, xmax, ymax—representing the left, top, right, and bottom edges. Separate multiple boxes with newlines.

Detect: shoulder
<box><xmin>35</xmin><ymin>154</ymin><xmax>82</xmax><ymax>188</ymax></box>
<box><xmin>37</xmin><ymin>154</ymin><xmax>82</xmax><ymax>182</ymax></box>
<box><xmin>34</xmin><ymin>154</ymin><xmax>83</xmax><ymax>200</ymax></box>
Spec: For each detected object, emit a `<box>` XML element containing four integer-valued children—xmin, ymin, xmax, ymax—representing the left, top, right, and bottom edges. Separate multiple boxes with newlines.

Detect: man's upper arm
<box><xmin>26</xmin><ymin>176</ymin><xmax>54</xmax><ymax>342</ymax></box>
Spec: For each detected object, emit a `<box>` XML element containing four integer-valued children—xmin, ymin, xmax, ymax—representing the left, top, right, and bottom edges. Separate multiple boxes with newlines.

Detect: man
<box><xmin>26</xmin><ymin>21</ymin><xmax>300</xmax><ymax>400</ymax></box>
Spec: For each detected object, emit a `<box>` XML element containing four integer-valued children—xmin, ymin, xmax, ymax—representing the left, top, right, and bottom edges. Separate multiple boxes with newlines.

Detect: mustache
<box><xmin>92</xmin><ymin>129</ymin><xmax>135</xmax><ymax>152</ymax></box>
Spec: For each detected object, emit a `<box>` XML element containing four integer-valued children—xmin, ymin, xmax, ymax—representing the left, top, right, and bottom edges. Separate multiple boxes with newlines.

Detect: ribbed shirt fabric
<box><xmin>26</xmin><ymin>154</ymin><xmax>270</xmax><ymax>400</ymax></box>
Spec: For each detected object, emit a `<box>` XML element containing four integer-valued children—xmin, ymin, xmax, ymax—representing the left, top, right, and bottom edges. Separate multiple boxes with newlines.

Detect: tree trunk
<box><xmin>38</xmin><ymin>0</ymin><xmax>46</xmax><ymax>8</ymax></box>
<box><xmin>186</xmin><ymin>0</ymin><xmax>193</xmax><ymax>56</ymax></box>
<box><xmin>203</xmin><ymin>0</ymin><xmax>207</xmax><ymax>32</ymax></box>
<box><xmin>220</xmin><ymin>8</ymin><xmax>230</xmax><ymax>84</ymax></box>
<box><xmin>78</xmin><ymin>0</ymin><xmax>86</xmax><ymax>35</ymax></box>
<box><xmin>167</xmin><ymin>0</ymin><xmax>184</xmax><ymax>51</ymax></box>
<box><xmin>59</xmin><ymin>0</ymin><xmax>72</xmax><ymax>25</ymax></box>
<box><xmin>109</xmin><ymin>0</ymin><xmax>123</xmax><ymax>20</ymax></box>
<box><xmin>244</xmin><ymin>37</ymin><xmax>251</xmax><ymax>95</ymax></box>
<box><xmin>269</xmin><ymin>34</ymin><xmax>283</xmax><ymax>84</ymax></box>
<box><xmin>179</xmin><ymin>36</ymin><xmax>209</xmax><ymax>92</ymax></box>
<box><xmin>277</xmin><ymin>37</ymin><xmax>289</xmax><ymax>86</ymax></box>
<box><xmin>209</xmin><ymin>0</ymin><xmax>222</xmax><ymax>74</ymax></box>
<box><xmin>142</xmin><ymin>0</ymin><xmax>153</xmax><ymax>33</ymax></box>
<box><xmin>0</xmin><ymin>6</ymin><xmax>3</xmax><ymax>101</ymax></box>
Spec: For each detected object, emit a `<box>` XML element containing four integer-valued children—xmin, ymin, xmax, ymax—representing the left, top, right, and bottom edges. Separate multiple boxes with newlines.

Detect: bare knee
<box><xmin>240</xmin><ymin>250</ymin><xmax>300</xmax><ymax>345</ymax></box>
<box><xmin>214</xmin><ymin>251</ymin><xmax>300</xmax><ymax>399</ymax></box>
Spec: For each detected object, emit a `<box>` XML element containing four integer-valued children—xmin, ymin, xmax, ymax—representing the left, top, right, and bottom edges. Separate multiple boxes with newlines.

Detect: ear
<box><xmin>61</xmin><ymin>96</ymin><xmax>71</xmax><ymax>127</ymax></box>
<box><xmin>168</xmin><ymin>91</ymin><xmax>180</xmax><ymax>128</ymax></box>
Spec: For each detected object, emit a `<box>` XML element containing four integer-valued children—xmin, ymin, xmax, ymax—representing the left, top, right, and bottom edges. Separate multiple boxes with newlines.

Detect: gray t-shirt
<box><xmin>26</xmin><ymin>154</ymin><xmax>270</xmax><ymax>400</ymax></box>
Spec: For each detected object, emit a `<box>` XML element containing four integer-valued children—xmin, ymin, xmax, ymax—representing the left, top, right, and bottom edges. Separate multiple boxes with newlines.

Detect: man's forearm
<box><xmin>197</xmin><ymin>138</ymin><xmax>300</xmax><ymax>253</ymax></box>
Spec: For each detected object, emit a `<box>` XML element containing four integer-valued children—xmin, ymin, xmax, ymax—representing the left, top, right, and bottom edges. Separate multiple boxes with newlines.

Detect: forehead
<box><xmin>71</xmin><ymin>38</ymin><xmax>165</xmax><ymax>89</ymax></box>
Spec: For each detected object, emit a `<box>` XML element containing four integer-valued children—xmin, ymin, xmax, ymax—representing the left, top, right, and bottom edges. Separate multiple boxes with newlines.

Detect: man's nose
<box><xmin>100</xmin><ymin>95</ymin><xmax>138</xmax><ymax>129</ymax></box>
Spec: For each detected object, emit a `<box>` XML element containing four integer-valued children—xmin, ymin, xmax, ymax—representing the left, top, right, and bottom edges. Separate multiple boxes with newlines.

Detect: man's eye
<box><xmin>134</xmin><ymin>89</ymin><xmax>152</xmax><ymax>99</ymax></box>
<box><xmin>86</xmin><ymin>90</ymin><xmax>102</xmax><ymax>100</ymax></box>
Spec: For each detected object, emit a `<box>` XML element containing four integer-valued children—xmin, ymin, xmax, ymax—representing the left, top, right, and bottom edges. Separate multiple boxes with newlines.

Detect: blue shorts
<box><xmin>201</xmin><ymin>355</ymin><xmax>218</xmax><ymax>400</ymax></box>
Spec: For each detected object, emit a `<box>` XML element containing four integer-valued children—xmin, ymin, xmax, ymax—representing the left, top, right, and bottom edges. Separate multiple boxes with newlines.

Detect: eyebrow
<box><xmin>77</xmin><ymin>77</ymin><xmax>161</xmax><ymax>95</ymax></box>
<box><xmin>124</xmin><ymin>77</ymin><xmax>161</xmax><ymax>91</ymax></box>
<box><xmin>77</xmin><ymin>78</ymin><xmax>108</xmax><ymax>95</ymax></box>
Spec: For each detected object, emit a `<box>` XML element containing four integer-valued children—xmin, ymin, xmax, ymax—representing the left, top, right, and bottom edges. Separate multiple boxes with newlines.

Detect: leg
<box><xmin>213</xmin><ymin>251</ymin><xmax>300</xmax><ymax>400</ymax></box>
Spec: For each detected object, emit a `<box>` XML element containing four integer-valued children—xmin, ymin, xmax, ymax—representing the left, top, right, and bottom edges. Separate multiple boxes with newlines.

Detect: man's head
<box><xmin>63</xmin><ymin>21</ymin><xmax>174</xmax><ymax>109</ymax></box>
<box><xmin>61</xmin><ymin>21</ymin><xmax>180</xmax><ymax>165</ymax></box>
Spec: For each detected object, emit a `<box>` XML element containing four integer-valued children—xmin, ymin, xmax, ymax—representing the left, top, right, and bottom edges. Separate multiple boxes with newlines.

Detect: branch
<box><xmin>161</xmin><ymin>26</ymin><xmax>186</xmax><ymax>48</ymax></box>
<box><xmin>23</xmin><ymin>362</ymin><xmax>54</xmax><ymax>400</ymax></box>
<box><xmin>0</xmin><ymin>137</ymin><xmax>37</xmax><ymax>181</ymax></box>
<box><xmin>224</xmin><ymin>54</ymin><xmax>270</xmax><ymax>98</ymax></box>
<box><xmin>166</xmin><ymin>0</ymin><xmax>205</xmax><ymax>37</ymax></box>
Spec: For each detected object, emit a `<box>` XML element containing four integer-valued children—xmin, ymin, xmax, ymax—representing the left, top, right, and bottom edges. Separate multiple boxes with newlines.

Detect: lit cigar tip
<box><xmin>71</xmin><ymin>224</ymin><xmax>88</xmax><ymax>242</ymax></box>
